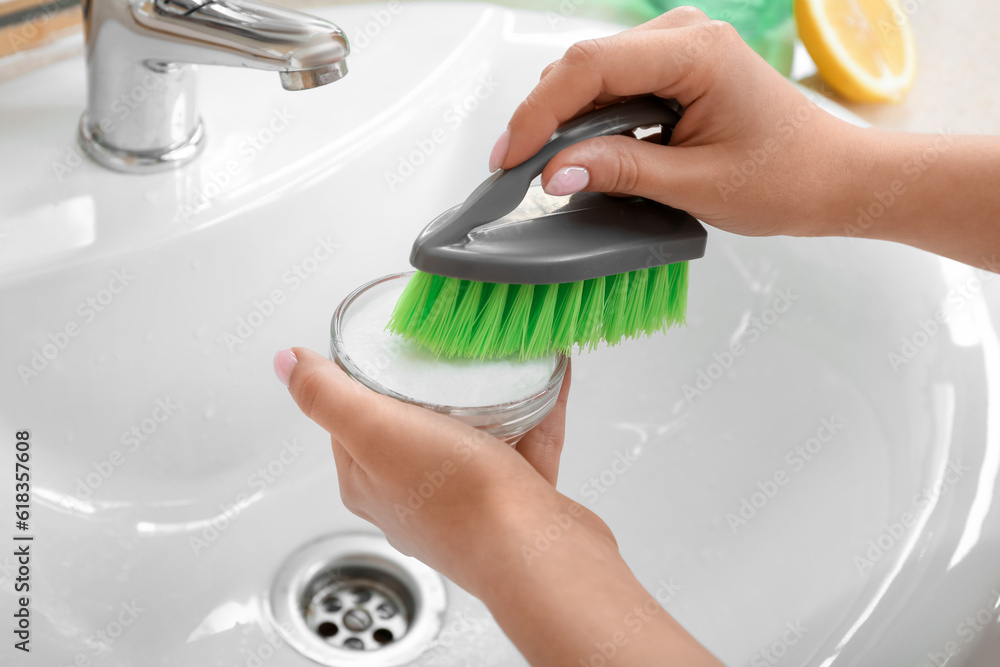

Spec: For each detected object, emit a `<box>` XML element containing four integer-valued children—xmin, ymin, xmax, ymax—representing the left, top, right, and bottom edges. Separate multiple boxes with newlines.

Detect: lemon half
<box><xmin>796</xmin><ymin>0</ymin><xmax>917</xmax><ymax>103</ymax></box>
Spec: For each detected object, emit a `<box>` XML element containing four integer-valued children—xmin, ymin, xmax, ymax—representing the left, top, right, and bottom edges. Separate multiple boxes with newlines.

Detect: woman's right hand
<box><xmin>490</xmin><ymin>7</ymin><xmax>862</xmax><ymax>239</ymax></box>
<box><xmin>491</xmin><ymin>7</ymin><xmax>1000</xmax><ymax>271</ymax></box>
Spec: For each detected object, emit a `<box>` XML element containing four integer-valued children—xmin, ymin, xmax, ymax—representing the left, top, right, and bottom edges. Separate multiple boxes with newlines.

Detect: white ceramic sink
<box><xmin>1</xmin><ymin>3</ymin><xmax>999</xmax><ymax>666</ymax></box>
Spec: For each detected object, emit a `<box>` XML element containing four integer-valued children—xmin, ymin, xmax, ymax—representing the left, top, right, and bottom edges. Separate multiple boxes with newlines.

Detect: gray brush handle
<box><xmin>423</xmin><ymin>97</ymin><xmax>682</xmax><ymax>247</ymax></box>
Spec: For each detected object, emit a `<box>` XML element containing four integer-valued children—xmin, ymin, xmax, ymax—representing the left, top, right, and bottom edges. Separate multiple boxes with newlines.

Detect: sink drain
<box><xmin>268</xmin><ymin>533</ymin><xmax>447</xmax><ymax>666</ymax></box>
<box><xmin>306</xmin><ymin>571</ymin><xmax>409</xmax><ymax>650</ymax></box>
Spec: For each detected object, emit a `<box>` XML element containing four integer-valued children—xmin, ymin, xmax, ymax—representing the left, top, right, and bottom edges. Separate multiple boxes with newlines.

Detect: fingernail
<box><xmin>489</xmin><ymin>129</ymin><xmax>510</xmax><ymax>172</ymax></box>
<box><xmin>544</xmin><ymin>166</ymin><xmax>589</xmax><ymax>196</ymax></box>
<box><xmin>273</xmin><ymin>349</ymin><xmax>298</xmax><ymax>387</ymax></box>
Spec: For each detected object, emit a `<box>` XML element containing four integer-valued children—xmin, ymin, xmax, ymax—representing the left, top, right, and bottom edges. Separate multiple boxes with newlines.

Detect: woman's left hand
<box><xmin>272</xmin><ymin>347</ymin><xmax>591</xmax><ymax>597</ymax></box>
<box><xmin>274</xmin><ymin>347</ymin><xmax>720</xmax><ymax>666</ymax></box>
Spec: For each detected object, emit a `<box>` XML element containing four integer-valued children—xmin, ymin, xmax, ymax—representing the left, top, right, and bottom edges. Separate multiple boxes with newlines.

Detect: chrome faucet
<box><xmin>79</xmin><ymin>0</ymin><xmax>349</xmax><ymax>172</ymax></box>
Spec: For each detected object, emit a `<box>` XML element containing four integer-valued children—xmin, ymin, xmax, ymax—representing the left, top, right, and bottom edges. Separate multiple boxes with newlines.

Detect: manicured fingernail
<box><xmin>273</xmin><ymin>349</ymin><xmax>298</xmax><ymax>387</ymax></box>
<box><xmin>544</xmin><ymin>166</ymin><xmax>589</xmax><ymax>196</ymax></box>
<box><xmin>489</xmin><ymin>129</ymin><xmax>510</xmax><ymax>172</ymax></box>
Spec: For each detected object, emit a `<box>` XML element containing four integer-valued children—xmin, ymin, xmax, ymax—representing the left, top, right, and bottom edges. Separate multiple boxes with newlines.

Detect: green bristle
<box><xmin>442</xmin><ymin>280</ymin><xmax>483</xmax><ymax>357</ymax></box>
<box><xmin>468</xmin><ymin>283</ymin><xmax>508</xmax><ymax>356</ymax></box>
<box><xmin>642</xmin><ymin>264</ymin><xmax>670</xmax><ymax>333</ymax></box>
<box><xmin>552</xmin><ymin>281</ymin><xmax>583</xmax><ymax>351</ymax></box>
<box><xmin>388</xmin><ymin>262</ymin><xmax>691</xmax><ymax>360</ymax></box>
<box><xmin>578</xmin><ymin>276</ymin><xmax>605</xmax><ymax>350</ymax></box>
<box><xmin>602</xmin><ymin>272</ymin><xmax>631</xmax><ymax>346</ymax></box>
<box><xmin>420</xmin><ymin>274</ymin><xmax>450</xmax><ymax>321</ymax></box>
<box><xmin>497</xmin><ymin>284</ymin><xmax>534</xmax><ymax>357</ymax></box>
<box><xmin>388</xmin><ymin>270</ymin><xmax>436</xmax><ymax>332</ymax></box>
<box><xmin>417</xmin><ymin>277</ymin><xmax>461</xmax><ymax>353</ymax></box>
<box><xmin>668</xmin><ymin>261</ymin><xmax>689</xmax><ymax>326</ymax></box>
<box><xmin>526</xmin><ymin>284</ymin><xmax>558</xmax><ymax>359</ymax></box>
<box><xmin>622</xmin><ymin>268</ymin><xmax>649</xmax><ymax>339</ymax></box>
<box><xmin>642</xmin><ymin>266</ymin><xmax>669</xmax><ymax>333</ymax></box>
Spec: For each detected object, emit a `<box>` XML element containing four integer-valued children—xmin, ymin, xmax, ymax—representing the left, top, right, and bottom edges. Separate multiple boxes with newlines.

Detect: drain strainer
<box><xmin>269</xmin><ymin>533</ymin><xmax>447</xmax><ymax>666</ymax></box>
<box><xmin>306</xmin><ymin>571</ymin><xmax>409</xmax><ymax>650</ymax></box>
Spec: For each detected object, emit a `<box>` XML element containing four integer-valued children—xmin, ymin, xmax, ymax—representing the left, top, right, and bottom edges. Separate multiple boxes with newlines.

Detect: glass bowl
<box><xmin>330</xmin><ymin>272</ymin><xmax>568</xmax><ymax>445</ymax></box>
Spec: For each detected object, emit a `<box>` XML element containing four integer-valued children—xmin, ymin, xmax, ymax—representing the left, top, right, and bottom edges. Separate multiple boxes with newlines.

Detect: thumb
<box><xmin>279</xmin><ymin>347</ymin><xmax>498</xmax><ymax>472</ymax></box>
<box><xmin>280</xmin><ymin>347</ymin><xmax>383</xmax><ymax>448</ymax></box>
<box><xmin>540</xmin><ymin>134</ymin><xmax>707</xmax><ymax>207</ymax></box>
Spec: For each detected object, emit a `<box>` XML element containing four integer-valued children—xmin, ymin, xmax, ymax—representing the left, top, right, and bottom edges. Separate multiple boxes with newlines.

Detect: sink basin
<box><xmin>1</xmin><ymin>2</ymin><xmax>998</xmax><ymax>665</ymax></box>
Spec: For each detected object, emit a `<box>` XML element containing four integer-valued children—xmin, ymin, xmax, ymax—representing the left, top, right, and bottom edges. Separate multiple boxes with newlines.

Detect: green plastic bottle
<box><xmin>609</xmin><ymin>0</ymin><xmax>795</xmax><ymax>76</ymax></box>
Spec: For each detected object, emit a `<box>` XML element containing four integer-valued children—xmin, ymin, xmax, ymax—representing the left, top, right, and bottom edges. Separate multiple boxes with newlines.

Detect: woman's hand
<box><xmin>491</xmin><ymin>6</ymin><xmax>1000</xmax><ymax>269</ymax></box>
<box><xmin>490</xmin><ymin>6</ymin><xmax>855</xmax><ymax>239</ymax></box>
<box><xmin>273</xmin><ymin>347</ymin><xmax>605</xmax><ymax>594</ymax></box>
<box><xmin>275</xmin><ymin>348</ymin><xmax>721</xmax><ymax>665</ymax></box>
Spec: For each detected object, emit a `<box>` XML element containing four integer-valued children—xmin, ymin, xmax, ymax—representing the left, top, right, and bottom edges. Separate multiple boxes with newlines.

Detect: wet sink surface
<box><xmin>1</xmin><ymin>3</ymin><xmax>998</xmax><ymax>666</ymax></box>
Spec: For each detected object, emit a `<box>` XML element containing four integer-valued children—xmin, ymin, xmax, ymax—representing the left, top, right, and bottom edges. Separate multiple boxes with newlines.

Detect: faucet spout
<box><xmin>79</xmin><ymin>0</ymin><xmax>350</xmax><ymax>172</ymax></box>
<box><xmin>133</xmin><ymin>0</ymin><xmax>349</xmax><ymax>83</ymax></box>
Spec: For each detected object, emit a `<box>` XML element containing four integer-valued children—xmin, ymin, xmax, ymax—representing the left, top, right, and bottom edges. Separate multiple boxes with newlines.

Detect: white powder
<box><xmin>339</xmin><ymin>276</ymin><xmax>558</xmax><ymax>408</ymax></box>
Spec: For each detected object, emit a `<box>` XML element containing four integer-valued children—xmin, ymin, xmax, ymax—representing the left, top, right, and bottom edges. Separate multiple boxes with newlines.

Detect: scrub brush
<box><xmin>388</xmin><ymin>97</ymin><xmax>707</xmax><ymax>360</ymax></box>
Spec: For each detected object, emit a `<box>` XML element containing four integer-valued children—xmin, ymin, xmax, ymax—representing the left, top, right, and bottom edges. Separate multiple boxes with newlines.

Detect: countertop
<box><xmin>796</xmin><ymin>0</ymin><xmax>1000</xmax><ymax>135</ymax></box>
<box><xmin>288</xmin><ymin>0</ymin><xmax>1000</xmax><ymax>135</ymax></box>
